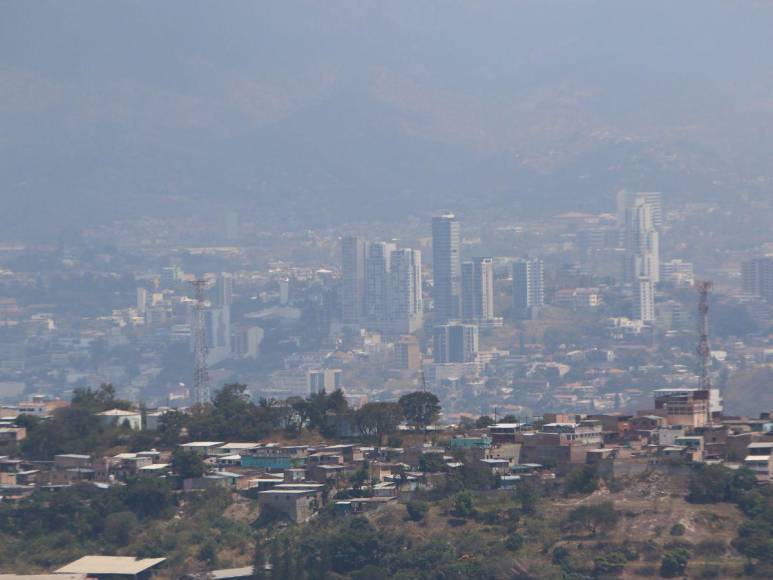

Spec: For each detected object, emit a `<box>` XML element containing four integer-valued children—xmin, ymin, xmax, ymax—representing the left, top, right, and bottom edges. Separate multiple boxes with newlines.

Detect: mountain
<box><xmin>2</xmin><ymin>1</ymin><xmax>773</xmax><ymax>238</ymax></box>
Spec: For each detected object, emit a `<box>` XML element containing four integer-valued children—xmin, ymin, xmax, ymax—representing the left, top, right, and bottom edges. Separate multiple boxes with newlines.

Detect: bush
<box><xmin>670</xmin><ymin>523</ymin><xmax>686</xmax><ymax>536</ymax></box>
<box><xmin>406</xmin><ymin>500</ymin><xmax>429</xmax><ymax>522</ymax></box>
<box><xmin>451</xmin><ymin>491</ymin><xmax>475</xmax><ymax>518</ymax></box>
<box><xmin>660</xmin><ymin>547</ymin><xmax>691</xmax><ymax>578</ymax></box>
<box><xmin>564</xmin><ymin>465</ymin><xmax>599</xmax><ymax>495</ymax></box>
<box><xmin>594</xmin><ymin>551</ymin><xmax>627</xmax><ymax>576</ymax></box>
<box><xmin>505</xmin><ymin>532</ymin><xmax>524</xmax><ymax>552</ymax></box>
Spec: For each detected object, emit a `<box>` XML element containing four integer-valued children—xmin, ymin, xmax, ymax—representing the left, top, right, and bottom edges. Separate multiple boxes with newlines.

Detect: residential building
<box><xmin>623</xmin><ymin>195</ymin><xmax>660</xmax><ymax>284</ymax></box>
<box><xmin>462</xmin><ymin>257</ymin><xmax>494</xmax><ymax>322</ymax></box>
<box><xmin>633</xmin><ymin>277</ymin><xmax>655</xmax><ymax>323</ymax></box>
<box><xmin>341</xmin><ymin>236</ymin><xmax>367</xmax><ymax>323</ymax></box>
<box><xmin>742</xmin><ymin>256</ymin><xmax>773</xmax><ymax>301</ymax></box>
<box><xmin>394</xmin><ymin>335</ymin><xmax>422</xmax><ymax>370</ymax></box>
<box><xmin>432</xmin><ymin>213</ymin><xmax>462</xmax><ymax>322</ymax></box>
<box><xmin>512</xmin><ymin>258</ymin><xmax>544</xmax><ymax>320</ymax></box>
<box><xmin>433</xmin><ymin>322</ymin><xmax>479</xmax><ymax>363</ymax></box>
<box><xmin>306</xmin><ymin>368</ymin><xmax>342</xmax><ymax>394</ymax></box>
<box><xmin>653</xmin><ymin>389</ymin><xmax>710</xmax><ymax>427</ymax></box>
<box><xmin>365</xmin><ymin>241</ymin><xmax>396</xmax><ymax>325</ymax></box>
<box><xmin>388</xmin><ymin>248</ymin><xmax>423</xmax><ymax>333</ymax></box>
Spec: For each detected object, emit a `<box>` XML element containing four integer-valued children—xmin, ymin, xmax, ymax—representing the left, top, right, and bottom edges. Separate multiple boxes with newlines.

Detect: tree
<box><xmin>418</xmin><ymin>452</ymin><xmax>447</xmax><ymax>473</ymax></box>
<box><xmin>123</xmin><ymin>477</ymin><xmax>174</xmax><ymax>519</ymax></box>
<box><xmin>355</xmin><ymin>402</ymin><xmax>404</xmax><ymax>444</ymax></box>
<box><xmin>516</xmin><ymin>477</ymin><xmax>541</xmax><ymax>515</ymax></box>
<box><xmin>451</xmin><ymin>490</ymin><xmax>475</xmax><ymax>518</ymax></box>
<box><xmin>660</xmin><ymin>547</ymin><xmax>691</xmax><ymax>577</ymax></box>
<box><xmin>104</xmin><ymin>511</ymin><xmax>138</xmax><ymax>545</ymax></box>
<box><xmin>398</xmin><ymin>391</ymin><xmax>441</xmax><ymax>432</ymax></box>
<box><xmin>475</xmin><ymin>415</ymin><xmax>494</xmax><ymax>428</ymax></box>
<box><xmin>406</xmin><ymin>500</ymin><xmax>429</xmax><ymax>522</ymax></box>
<box><xmin>566</xmin><ymin>501</ymin><xmax>618</xmax><ymax>536</ymax></box>
<box><xmin>564</xmin><ymin>465</ymin><xmax>598</xmax><ymax>495</ymax></box>
<box><xmin>171</xmin><ymin>448</ymin><xmax>206</xmax><ymax>479</ymax></box>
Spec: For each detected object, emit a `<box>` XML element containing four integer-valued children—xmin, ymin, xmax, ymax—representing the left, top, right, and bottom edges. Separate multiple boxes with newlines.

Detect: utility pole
<box><xmin>191</xmin><ymin>279</ymin><xmax>210</xmax><ymax>405</ymax></box>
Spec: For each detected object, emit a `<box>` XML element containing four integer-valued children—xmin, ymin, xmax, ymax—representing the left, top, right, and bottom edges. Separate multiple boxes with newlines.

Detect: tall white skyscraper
<box><xmin>366</xmin><ymin>241</ymin><xmax>396</xmax><ymax>324</ymax></box>
<box><xmin>341</xmin><ymin>236</ymin><xmax>366</xmax><ymax>323</ymax></box>
<box><xmin>432</xmin><ymin>214</ymin><xmax>461</xmax><ymax>323</ymax></box>
<box><xmin>462</xmin><ymin>257</ymin><xmax>494</xmax><ymax>322</ymax></box>
<box><xmin>634</xmin><ymin>277</ymin><xmax>656</xmax><ymax>323</ymax></box>
<box><xmin>512</xmin><ymin>258</ymin><xmax>544</xmax><ymax>320</ymax></box>
<box><xmin>624</xmin><ymin>197</ymin><xmax>660</xmax><ymax>284</ymax></box>
<box><xmin>389</xmin><ymin>248</ymin><xmax>424</xmax><ymax>334</ymax></box>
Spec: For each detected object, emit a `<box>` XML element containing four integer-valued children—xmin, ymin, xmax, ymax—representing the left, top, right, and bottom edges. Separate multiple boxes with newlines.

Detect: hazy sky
<box><xmin>2</xmin><ymin>1</ymin><xmax>773</xmax><ymax>238</ymax></box>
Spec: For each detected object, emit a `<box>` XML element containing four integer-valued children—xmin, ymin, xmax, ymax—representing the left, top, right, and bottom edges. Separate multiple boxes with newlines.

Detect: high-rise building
<box><xmin>742</xmin><ymin>257</ymin><xmax>773</xmax><ymax>301</ymax></box>
<box><xmin>633</xmin><ymin>277</ymin><xmax>656</xmax><ymax>323</ymax></box>
<box><xmin>623</xmin><ymin>197</ymin><xmax>660</xmax><ymax>284</ymax></box>
<box><xmin>432</xmin><ymin>214</ymin><xmax>461</xmax><ymax>322</ymax></box>
<box><xmin>433</xmin><ymin>322</ymin><xmax>479</xmax><ymax>363</ymax></box>
<box><xmin>394</xmin><ymin>335</ymin><xmax>422</xmax><ymax>370</ymax></box>
<box><xmin>365</xmin><ymin>241</ymin><xmax>396</xmax><ymax>324</ymax></box>
<box><xmin>389</xmin><ymin>248</ymin><xmax>424</xmax><ymax>333</ymax></box>
<box><xmin>341</xmin><ymin>236</ymin><xmax>367</xmax><ymax>324</ymax></box>
<box><xmin>462</xmin><ymin>257</ymin><xmax>494</xmax><ymax>322</ymax></box>
<box><xmin>512</xmin><ymin>258</ymin><xmax>544</xmax><ymax>320</ymax></box>
<box><xmin>215</xmin><ymin>273</ymin><xmax>233</xmax><ymax>308</ymax></box>
<box><xmin>307</xmin><ymin>368</ymin><xmax>342</xmax><ymax>394</ymax></box>
<box><xmin>660</xmin><ymin>259</ymin><xmax>694</xmax><ymax>287</ymax></box>
<box><xmin>136</xmin><ymin>287</ymin><xmax>148</xmax><ymax>315</ymax></box>
<box><xmin>618</xmin><ymin>191</ymin><xmax>663</xmax><ymax>229</ymax></box>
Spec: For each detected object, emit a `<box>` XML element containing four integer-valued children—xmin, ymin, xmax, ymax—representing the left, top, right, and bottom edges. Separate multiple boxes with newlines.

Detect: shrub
<box><xmin>505</xmin><ymin>532</ymin><xmax>525</xmax><ymax>552</ymax></box>
<box><xmin>660</xmin><ymin>547</ymin><xmax>691</xmax><ymax>578</ymax></box>
<box><xmin>594</xmin><ymin>551</ymin><xmax>627</xmax><ymax>577</ymax></box>
<box><xmin>406</xmin><ymin>500</ymin><xmax>429</xmax><ymax>522</ymax></box>
<box><xmin>451</xmin><ymin>491</ymin><xmax>475</xmax><ymax>518</ymax></box>
<box><xmin>670</xmin><ymin>523</ymin><xmax>686</xmax><ymax>536</ymax></box>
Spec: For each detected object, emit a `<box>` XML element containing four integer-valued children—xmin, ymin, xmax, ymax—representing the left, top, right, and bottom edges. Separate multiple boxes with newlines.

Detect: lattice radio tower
<box><xmin>696</xmin><ymin>280</ymin><xmax>713</xmax><ymax>389</ymax></box>
<box><xmin>191</xmin><ymin>279</ymin><xmax>211</xmax><ymax>405</ymax></box>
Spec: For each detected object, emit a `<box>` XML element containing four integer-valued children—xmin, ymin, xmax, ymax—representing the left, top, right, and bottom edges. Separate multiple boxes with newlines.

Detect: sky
<box><xmin>2</xmin><ymin>1</ymin><xmax>773</xmax><ymax>239</ymax></box>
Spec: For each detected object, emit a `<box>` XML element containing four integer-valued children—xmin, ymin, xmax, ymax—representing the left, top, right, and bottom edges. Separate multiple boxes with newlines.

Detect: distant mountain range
<box><xmin>1</xmin><ymin>1</ymin><xmax>772</xmax><ymax>239</ymax></box>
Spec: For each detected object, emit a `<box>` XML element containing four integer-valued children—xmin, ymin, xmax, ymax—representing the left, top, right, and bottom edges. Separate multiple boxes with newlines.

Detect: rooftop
<box><xmin>54</xmin><ymin>555</ymin><xmax>166</xmax><ymax>575</ymax></box>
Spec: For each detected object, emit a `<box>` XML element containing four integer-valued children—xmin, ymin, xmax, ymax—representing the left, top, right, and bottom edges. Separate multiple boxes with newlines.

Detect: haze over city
<box><xmin>0</xmin><ymin>2</ymin><xmax>772</xmax><ymax>579</ymax></box>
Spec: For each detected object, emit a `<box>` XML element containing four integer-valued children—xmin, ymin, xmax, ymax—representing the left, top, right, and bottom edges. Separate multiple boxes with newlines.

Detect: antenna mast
<box><xmin>191</xmin><ymin>279</ymin><xmax>210</xmax><ymax>405</ymax></box>
<box><xmin>696</xmin><ymin>280</ymin><xmax>713</xmax><ymax>390</ymax></box>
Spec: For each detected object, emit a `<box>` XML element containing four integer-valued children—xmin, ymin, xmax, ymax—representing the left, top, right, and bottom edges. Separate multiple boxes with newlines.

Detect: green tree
<box><xmin>355</xmin><ymin>402</ymin><xmax>404</xmax><ymax>444</ymax></box>
<box><xmin>103</xmin><ymin>511</ymin><xmax>138</xmax><ymax>545</ymax></box>
<box><xmin>171</xmin><ymin>448</ymin><xmax>206</xmax><ymax>479</ymax></box>
<box><xmin>475</xmin><ymin>415</ymin><xmax>494</xmax><ymax>428</ymax></box>
<box><xmin>418</xmin><ymin>452</ymin><xmax>447</xmax><ymax>473</ymax></box>
<box><xmin>398</xmin><ymin>391</ymin><xmax>441</xmax><ymax>432</ymax></box>
<box><xmin>451</xmin><ymin>490</ymin><xmax>475</xmax><ymax>518</ymax></box>
<box><xmin>564</xmin><ymin>464</ymin><xmax>598</xmax><ymax>495</ymax></box>
<box><xmin>566</xmin><ymin>501</ymin><xmax>618</xmax><ymax>536</ymax></box>
<box><xmin>660</xmin><ymin>547</ymin><xmax>691</xmax><ymax>577</ymax></box>
<box><xmin>406</xmin><ymin>500</ymin><xmax>429</xmax><ymax>522</ymax></box>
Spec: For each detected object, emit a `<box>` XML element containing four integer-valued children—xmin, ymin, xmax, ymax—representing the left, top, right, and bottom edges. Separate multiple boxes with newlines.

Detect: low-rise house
<box><xmin>258</xmin><ymin>488</ymin><xmax>321</xmax><ymax>523</ymax></box>
<box><xmin>178</xmin><ymin>441</ymin><xmax>225</xmax><ymax>456</ymax></box>
<box><xmin>744</xmin><ymin>454</ymin><xmax>773</xmax><ymax>481</ymax></box>
<box><xmin>97</xmin><ymin>409</ymin><xmax>143</xmax><ymax>430</ymax></box>
<box><xmin>54</xmin><ymin>555</ymin><xmax>166</xmax><ymax>579</ymax></box>
<box><xmin>0</xmin><ymin>426</ymin><xmax>26</xmax><ymax>442</ymax></box>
